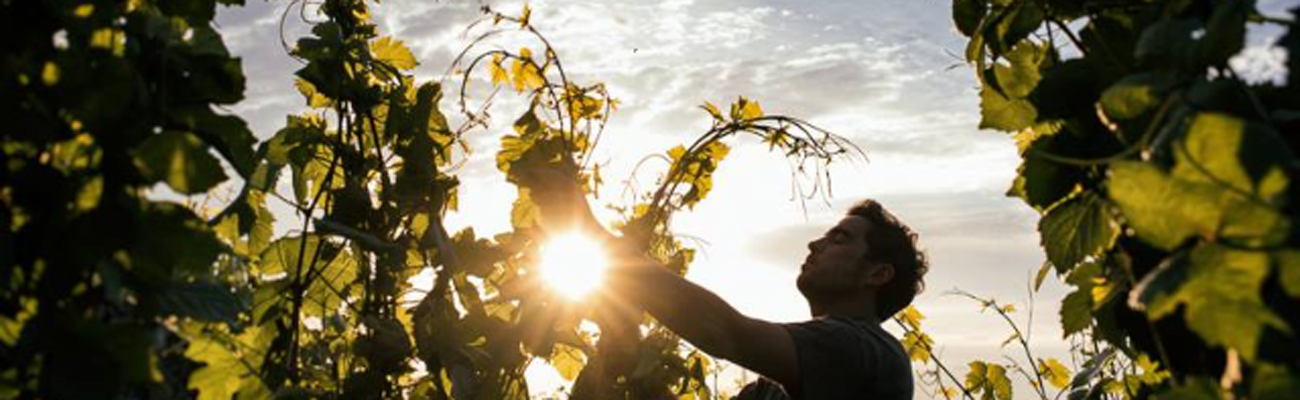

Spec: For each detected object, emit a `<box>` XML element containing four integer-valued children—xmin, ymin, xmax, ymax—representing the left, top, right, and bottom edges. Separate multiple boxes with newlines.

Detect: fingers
<box><xmin>514</xmin><ymin>166</ymin><xmax>608</xmax><ymax>237</ymax></box>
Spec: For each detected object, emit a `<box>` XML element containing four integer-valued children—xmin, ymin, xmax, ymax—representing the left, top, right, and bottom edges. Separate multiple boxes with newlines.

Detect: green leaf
<box><xmin>1106</xmin><ymin>162</ymin><xmax>1222</xmax><ymax>250</ymax></box>
<box><xmin>156</xmin><ymin>281</ymin><xmax>246</xmax><ymax>324</ymax></box>
<box><xmin>979</xmin><ymin>83</ymin><xmax>1037</xmax><ymax>132</ymax></box>
<box><xmin>979</xmin><ymin>41</ymin><xmax>1046</xmax><ymax>131</ymax></box>
<box><xmin>371</xmin><ymin>36</ymin><xmax>418</xmax><ymax>70</ymax></box>
<box><xmin>1059</xmin><ymin>288</ymin><xmax>1092</xmax><ymax>336</ymax></box>
<box><xmin>1197</xmin><ymin>0</ymin><xmax>1247</xmax><ymax>67</ymax></box>
<box><xmin>1033</xmin><ymin>261</ymin><xmax>1051</xmax><ymax>291</ymax></box>
<box><xmin>183</xmin><ymin>324</ymin><xmax>274</xmax><ymax>400</ymax></box>
<box><xmin>259</xmin><ymin>235</ymin><xmax>357</xmax><ymax>317</ymax></box>
<box><xmin>1031</xmin><ymin>59</ymin><xmax>1101</xmax><ymax>120</ymax></box>
<box><xmin>1251</xmin><ymin>364</ymin><xmax>1300</xmax><ymax>400</ymax></box>
<box><xmin>1135</xmin><ymin>19</ymin><xmax>1199</xmax><ymax>68</ymax></box>
<box><xmin>1271</xmin><ymin>250</ymin><xmax>1300</xmax><ymax>298</ymax></box>
<box><xmin>989</xmin><ymin>0</ymin><xmax>1043</xmax><ymax>56</ymax></box>
<box><xmin>133</xmin><ymin>130</ymin><xmax>228</xmax><ymax>195</ymax></box>
<box><xmin>170</xmin><ymin>106</ymin><xmax>259</xmax><ymax>178</ymax></box>
<box><xmin>953</xmin><ymin>0</ymin><xmax>985</xmax><ymax>37</ymax></box>
<box><xmin>1014</xmin><ymin>133</ymin><xmax>1082</xmax><ymax>210</ymax></box>
<box><xmin>1099</xmin><ymin>73</ymin><xmax>1167</xmax><ymax>120</ymax></box>
<box><xmin>1039</xmin><ymin>194</ymin><xmax>1119</xmax><ymax>273</ymax></box>
<box><xmin>132</xmin><ymin>203</ymin><xmax>226</xmax><ymax>283</ymax></box>
<box><xmin>1130</xmin><ymin>252</ymin><xmax>1192</xmax><ymax>318</ymax></box>
<box><xmin>1173</xmin><ymin>112</ymin><xmax>1293</xmax><ymax>203</ymax></box>
<box><xmin>1145</xmin><ymin>245</ymin><xmax>1289</xmax><ymax>362</ymax></box>
<box><xmin>992</xmin><ymin>41</ymin><xmax>1046</xmax><ymax>98</ymax></box>
<box><xmin>1172</xmin><ymin>112</ymin><xmax>1292</xmax><ymax>246</ymax></box>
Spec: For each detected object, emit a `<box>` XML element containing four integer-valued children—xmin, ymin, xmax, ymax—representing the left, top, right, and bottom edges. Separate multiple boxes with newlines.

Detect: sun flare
<box><xmin>538</xmin><ymin>233</ymin><xmax>609</xmax><ymax>300</ymax></box>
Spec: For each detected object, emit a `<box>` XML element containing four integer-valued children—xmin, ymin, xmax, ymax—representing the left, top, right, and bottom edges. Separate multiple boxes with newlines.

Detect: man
<box><xmin>524</xmin><ymin>172</ymin><xmax>926</xmax><ymax>399</ymax></box>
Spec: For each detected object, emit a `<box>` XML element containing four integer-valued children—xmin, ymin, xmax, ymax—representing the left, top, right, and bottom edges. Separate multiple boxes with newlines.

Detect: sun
<box><xmin>538</xmin><ymin>232</ymin><xmax>609</xmax><ymax>300</ymax></box>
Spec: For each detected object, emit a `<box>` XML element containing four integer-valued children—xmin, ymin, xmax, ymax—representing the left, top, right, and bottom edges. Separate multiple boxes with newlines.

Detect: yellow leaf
<box><xmin>700</xmin><ymin>101</ymin><xmax>724</xmax><ymax>120</ymax></box>
<box><xmin>293</xmin><ymin>78</ymin><xmax>333</xmax><ymax>108</ymax></box>
<box><xmin>510</xmin><ymin>48</ymin><xmax>545</xmax><ymax>92</ymax></box>
<box><xmin>74</xmin><ymin>4</ymin><xmax>94</xmax><ymax>17</ymax></box>
<box><xmin>898</xmin><ymin>305</ymin><xmax>925</xmax><ymax>330</ymax></box>
<box><xmin>549</xmin><ymin>343</ymin><xmax>585</xmax><ymax>382</ymax></box>
<box><xmin>370</xmin><ymin>36</ymin><xmax>417</xmax><ymax>70</ymax></box>
<box><xmin>1000</xmin><ymin>303</ymin><xmax>1016</xmax><ymax>313</ymax></box>
<box><xmin>1038</xmin><ymin>358</ymin><xmax>1072</xmax><ymax>389</ymax></box>
<box><xmin>519</xmin><ymin>3</ymin><xmax>531</xmax><ymax>27</ymax></box>
<box><xmin>667</xmin><ymin>145</ymin><xmax>687</xmax><ymax>162</ymax></box>
<box><xmin>901</xmin><ymin>331</ymin><xmax>933</xmax><ymax>362</ymax></box>
<box><xmin>90</xmin><ymin>28</ymin><xmax>125</xmax><ymax>56</ymax></box>
<box><xmin>741</xmin><ymin>98</ymin><xmax>764</xmax><ymax>119</ymax></box>
<box><xmin>941</xmin><ymin>388</ymin><xmax>958</xmax><ymax>399</ymax></box>
<box><xmin>41</xmin><ymin>61</ymin><xmax>59</xmax><ymax>86</ymax></box>
<box><xmin>763</xmin><ymin>129</ymin><xmax>788</xmax><ymax>150</ymax></box>
<box><xmin>706</xmin><ymin>141</ymin><xmax>730</xmax><ymax>160</ymax></box>
<box><xmin>489</xmin><ymin>53</ymin><xmax>508</xmax><ymax>86</ymax></box>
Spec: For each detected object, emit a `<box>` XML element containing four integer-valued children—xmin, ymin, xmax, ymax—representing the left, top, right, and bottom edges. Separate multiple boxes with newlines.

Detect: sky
<box><xmin>211</xmin><ymin>0</ymin><xmax>1294</xmax><ymax>398</ymax></box>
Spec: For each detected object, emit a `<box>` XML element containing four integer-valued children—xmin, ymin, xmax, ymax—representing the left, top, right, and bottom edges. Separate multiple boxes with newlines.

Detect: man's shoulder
<box><xmin>778</xmin><ymin>316</ymin><xmax>914</xmax><ymax>400</ymax></box>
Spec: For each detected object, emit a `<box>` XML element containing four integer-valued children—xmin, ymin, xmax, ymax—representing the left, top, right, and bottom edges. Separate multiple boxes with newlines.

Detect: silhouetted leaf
<box><xmin>133</xmin><ymin>130</ymin><xmax>228</xmax><ymax>195</ymax></box>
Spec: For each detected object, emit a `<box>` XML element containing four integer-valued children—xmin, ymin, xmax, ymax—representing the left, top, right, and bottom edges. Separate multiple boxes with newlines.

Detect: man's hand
<box><xmin>515</xmin><ymin>167</ymin><xmax>610</xmax><ymax>241</ymax></box>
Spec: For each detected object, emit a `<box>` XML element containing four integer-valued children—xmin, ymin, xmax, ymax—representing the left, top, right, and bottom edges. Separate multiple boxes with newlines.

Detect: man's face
<box><xmin>796</xmin><ymin>215</ymin><xmax>876</xmax><ymax>302</ymax></box>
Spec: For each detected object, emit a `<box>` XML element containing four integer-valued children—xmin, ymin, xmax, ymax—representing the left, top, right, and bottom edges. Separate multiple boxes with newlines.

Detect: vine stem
<box><xmin>285</xmin><ymin>145</ymin><xmax>341</xmax><ymax>384</ymax></box>
<box><xmin>1049</xmin><ymin>18</ymin><xmax>1088</xmax><ymax>57</ymax></box>
<box><xmin>953</xmin><ymin>291</ymin><xmax>1050</xmax><ymax>399</ymax></box>
<box><xmin>1114</xmin><ymin>248</ymin><xmax>1179</xmax><ymax>387</ymax></box>
<box><xmin>891</xmin><ymin>318</ymin><xmax>977</xmax><ymax>400</ymax></box>
<box><xmin>1028</xmin><ymin>92</ymin><xmax>1179</xmax><ymax>167</ymax></box>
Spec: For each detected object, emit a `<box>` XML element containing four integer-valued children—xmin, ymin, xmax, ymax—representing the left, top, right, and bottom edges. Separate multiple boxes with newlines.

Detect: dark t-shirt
<box><xmin>732</xmin><ymin>316</ymin><xmax>913</xmax><ymax>400</ymax></box>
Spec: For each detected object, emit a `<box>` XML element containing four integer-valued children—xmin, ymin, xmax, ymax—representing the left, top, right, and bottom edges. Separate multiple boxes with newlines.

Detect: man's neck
<box><xmin>808</xmin><ymin>295</ymin><xmax>880</xmax><ymax>323</ymax></box>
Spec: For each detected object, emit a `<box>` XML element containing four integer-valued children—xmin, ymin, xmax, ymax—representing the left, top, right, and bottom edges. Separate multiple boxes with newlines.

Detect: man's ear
<box><xmin>864</xmin><ymin>263</ymin><xmax>894</xmax><ymax>287</ymax></box>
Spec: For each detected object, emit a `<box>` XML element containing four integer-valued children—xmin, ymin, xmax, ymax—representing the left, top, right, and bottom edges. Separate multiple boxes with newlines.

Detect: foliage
<box><xmin>899</xmin><ymin>293</ymin><xmax>1091</xmax><ymax>400</ymax></box>
<box><xmin>0</xmin><ymin>0</ymin><xmax>255</xmax><ymax>397</ymax></box>
<box><xmin>949</xmin><ymin>0</ymin><xmax>1300</xmax><ymax>398</ymax></box>
<box><xmin>0</xmin><ymin>0</ymin><xmax>859</xmax><ymax>398</ymax></box>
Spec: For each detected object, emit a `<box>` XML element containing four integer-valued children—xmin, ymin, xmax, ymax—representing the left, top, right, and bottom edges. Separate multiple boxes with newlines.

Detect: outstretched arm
<box><xmin>605</xmin><ymin>254</ymin><xmax>802</xmax><ymax>392</ymax></box>
<box><xmin>518</xmin><ymin>167</ymin><xmax>802</xmax><ymax>392</ymax></box>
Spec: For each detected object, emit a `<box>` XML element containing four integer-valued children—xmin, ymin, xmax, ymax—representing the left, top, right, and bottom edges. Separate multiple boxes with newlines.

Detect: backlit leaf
<box><xmin>1107</xmin><ymin>162</ymin><xmax>1222</xmax><ymax>250</ymax></box>
<box><xmin>701</xmin><ymin>101</ymin><xmax>724</xmax><ymax>121</ymax></box>
<box><xmin>979</xmin><ymin>83</ymin><xmax>1036</xmax><ymax>132</ymax></box>
<box><xmin>1173</xmin><ymin>112</ymin><xmax>1293</xmax><ymax>203</ymax></box>
<box><xmin>1100</xmin><ymin>73</ymin><xmax>1165</xmax><ymax>120</ymax></box>
<box><xmin>1039</xmin><ymin>194</ymin><xmax>1119</xmax><ymax>273</ymax></box>
<box><xmin>1144</xmin><ymin>245</ymin><xmax>1289</xmax><ymax>361</ymax></box>
<box><xmin>510</xmin><ymin>48</ymin><xmax>545</xmax><ymax>92</ymax></box>
<box><xmin>1038</xmin><ymin>358</ymin><xmax>1072</xmax><ymax>389</ymax></box>
<box><xmin>550</xmin><ymin>343</ymin><xmax>585</xmax><ymax>382</ymax></box>
<box><xmin>371</xmin><ymin>36</ymin><xmax>418</xmax><ymax>70</ymax></box>
<box><xmin>902</xmin><ymin>331</ymin><xmax>933</xmax><ymax>362</ymax></box>
<box><xmin>490</xmin><ymin>53</ymin><xmax>509</xmax><ymax>86</ymax></box>
<box><xmin>133</xmin><ymin>130</ymin><xmax>228</xmax><ymax>195</ymax></box>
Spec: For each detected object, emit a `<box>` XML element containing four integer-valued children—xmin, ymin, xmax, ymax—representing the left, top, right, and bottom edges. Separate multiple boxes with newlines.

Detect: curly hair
<box><xmin>846</xmin><ymin>199</ymin><xmax>929</xmax><ymax>318</ymax></box>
